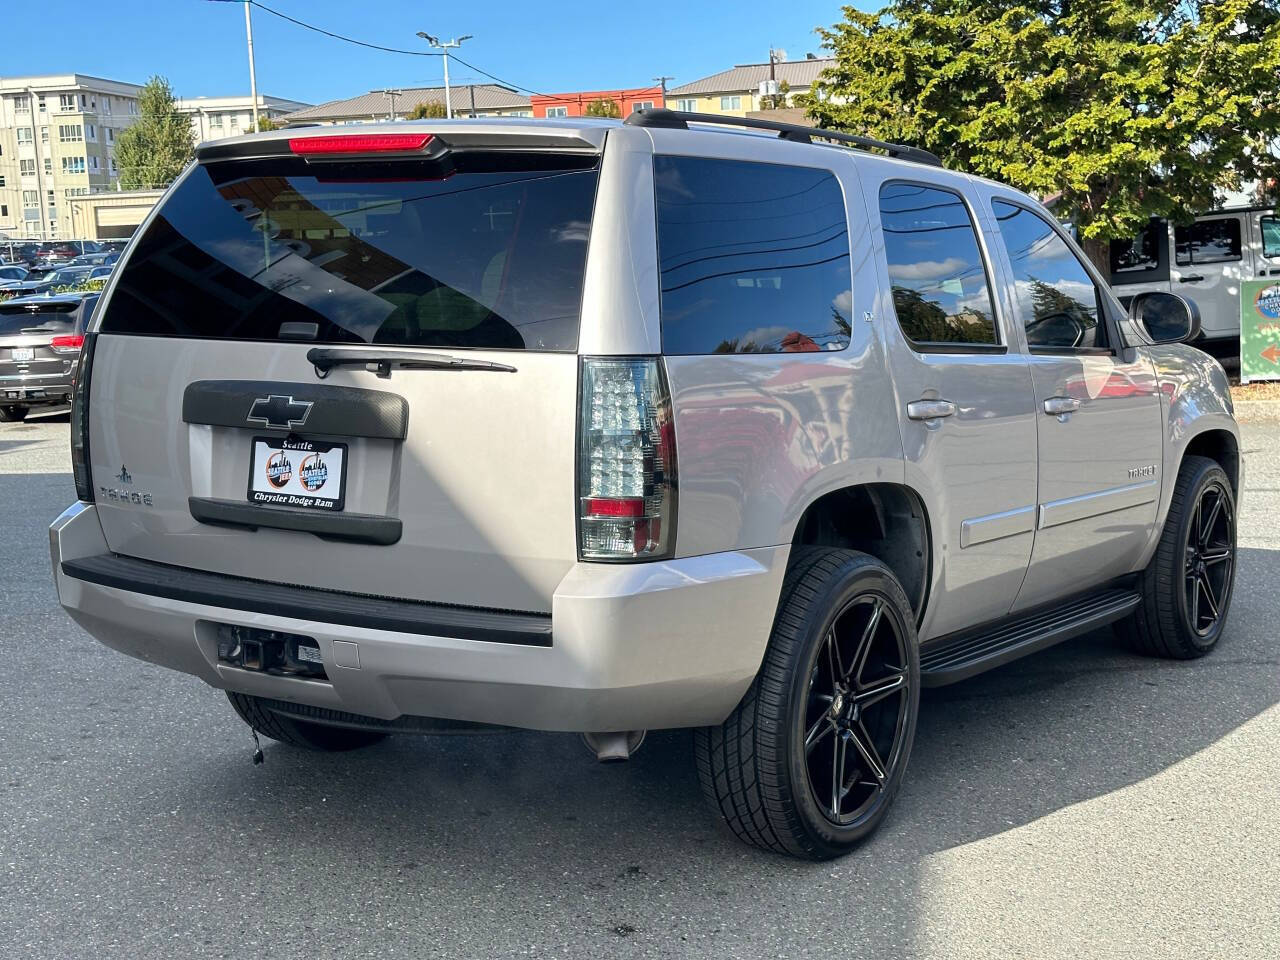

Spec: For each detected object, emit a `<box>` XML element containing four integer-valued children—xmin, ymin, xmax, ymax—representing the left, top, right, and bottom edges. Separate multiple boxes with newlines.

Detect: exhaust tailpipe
<box><xmin>582</xmin><ymin>730</ymin><xmax>646</xmax><ymax>763</ymax></box>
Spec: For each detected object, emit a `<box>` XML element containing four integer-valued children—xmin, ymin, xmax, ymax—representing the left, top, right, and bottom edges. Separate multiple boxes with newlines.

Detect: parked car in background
<box><xmin>69</xmin><ymin>252</ymin><xmax>119</xmax><ymax>268</ymax></box>
<box><xmin>0</xmin><ymin>265</ymin><xmax>30</xmax><ymax>284</ymax></box>
<box><xmin>26</xmin><ymin>257</ymin><xmax>75</xmax><ymax>278</ymax></box>
<box><xmin>1</xmin><ymin>243</ymin><xmax>44</xmax><ymax>266</ymax></box>
<box><xmin>0</xmin><ymin>291</ymin><xmax>97</xmax><ymax>421</ymax></box>
<box><xmin>50</xmin><ymin>114</ymin><xmax>1240</xmax><ymax>860</ymax></box>
<box><xmin>1109</xmin><ymin>205</ymin><xmax>1278</xmax><ymax>357</ymax></box>
<box><xmin>2</xmin><ymin>265</ymin><xmax>111</xmax><ymax>297</ymax></box>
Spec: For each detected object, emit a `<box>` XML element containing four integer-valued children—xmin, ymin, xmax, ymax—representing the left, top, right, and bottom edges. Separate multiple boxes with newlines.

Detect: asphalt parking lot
<box><xmin>2</xmin><ymin>408</ymin><xmax>1278</xmax><ymax>960</ymax></box>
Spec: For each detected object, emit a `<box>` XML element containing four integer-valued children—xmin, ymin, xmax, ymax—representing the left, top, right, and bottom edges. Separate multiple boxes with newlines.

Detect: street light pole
<box><xmin>244</xmin><ymin>1</ymin><xmax>260</xmax><ymax>131</ymax></box>
<box><xmin>416</xmin><ymin>32</ymin><xmax>473</xmax><ymax>120</ymax></box>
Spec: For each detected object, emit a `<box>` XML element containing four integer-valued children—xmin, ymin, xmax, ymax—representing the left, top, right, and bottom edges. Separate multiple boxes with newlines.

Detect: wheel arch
<box><xmin>1181</xmin><ymin>428</ymin><xmax>1240</xmax><ymax>498</ymax></box>
<box><xmin>790</xmin><ymin>483</ymin><xmax>932</xmax><ymax>622</ymax></box>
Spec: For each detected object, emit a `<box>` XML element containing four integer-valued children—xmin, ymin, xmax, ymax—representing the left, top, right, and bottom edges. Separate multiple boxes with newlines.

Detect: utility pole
<box><xmin>383</xmin><ymin>89</ymin><xmax>403</xmax><ymax>121</ymax></box>
<box><xmin>244</xmin><ymin>2</ymin><xmax>260</xmax><ymax>131</ymax></box>
<box><xmin>416</xmin><ymin>32</ymin><xmax>472</xmax><ymax>119</ymax></box>
<box><xmin>653</xmin><ymin>76</ymin><xmax>674</xmax><ymax>104</ymax></box>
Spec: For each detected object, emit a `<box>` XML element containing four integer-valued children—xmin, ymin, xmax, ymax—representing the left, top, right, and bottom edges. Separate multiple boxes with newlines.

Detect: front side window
<box><xmin>1259</xmin><ymin>216</ymin><xmax>1280</xmax><ymax>259</ymax></box>
<box><xmin>992</xmin><ymin>200</ymin><xmax>1103</xmax><ymax>350</ymax></box>
<box><xmin>654</xmin><ymin>155</ymin><xmax>852</xmax><ymax>355</ymax></box>
<box><xmin>98</xmin><ymin>152</ymin><xmax>599</xmax><ymax>351</ymax></box>
<box><xmin>1175</xmin><ymin>218</ymin><xmax>1241</xmax><ymax>265</ymax></box>
<box><xmin>878</xmin><ymin>182</ymin><xmax>998</xmax><ymax>346</ymax></box>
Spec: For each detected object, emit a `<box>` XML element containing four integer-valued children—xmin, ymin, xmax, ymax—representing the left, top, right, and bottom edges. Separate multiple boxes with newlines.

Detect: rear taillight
<box><xmin>70</xmin><ymin>332</ymin><xmax>95</xmax><ymax>502</ymax></box>
<box><xmin>577</xmin><ymin>358</ymin><xmax>677</xmax><ymax>561</ymax></box>
<box><xmin>50</xmin><ymin>334</ymin><xmax>84</xmax><ymax>353</ymax></box>
<box><xmin>288</xmin><ymin>133</ymin><xmax>434</xmax><ymax>155</ymax></box>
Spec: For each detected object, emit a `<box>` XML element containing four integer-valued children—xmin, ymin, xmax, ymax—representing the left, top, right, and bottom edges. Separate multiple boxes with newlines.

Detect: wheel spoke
<box><xmin>1198</xmin><ymin>572</ymin><xmax>1220</xmax><ymax>621</ymax></box>
<box><xmin>805</xmin><ymin>715</ymin><xmax>834</xmax><ymax>754</ymax></box>
<box><xmin>850</xmin><ymin>720</ymin><xmax>887</xmax><ymax>785</ymax></box>
<box><xmin>1199</xmin><ymin>492</ymin><xmax>1223</xmax><ymax>548</ymax></box>
<box><xmin>854</xmin><ymin>670</ymin><xmax>906</xmax><ymax>708</ymax></box>
<box><xmin>831</xmin><ymin>732</ymin><xmax>846</xmax><ymax>817</ymax></box>
<box><xmin>1201</xmin><ymin>547</ymin><xmax>1232</xmax><ymax>566</ymax></box>
<box><xmin>1190</xmin><ymin>574</ymin><xmax>1201</xmax><ymax>627</ymax></box>
<box><xmin>847</xmin><ymin>599</ymin><xmax>882</xmax><ymax>685</ymax></box>
<box><xmin>824</xmin><ymin>629</ymin><xmax>844</xmax><ymax>689</ymax></box>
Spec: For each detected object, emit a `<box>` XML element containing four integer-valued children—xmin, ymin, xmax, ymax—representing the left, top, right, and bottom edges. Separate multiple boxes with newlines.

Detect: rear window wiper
<box><xmin>18</xmin><ymin>324</ymin><xmax>67</xmax><ymax>334</ymax></box>
<box><xmin>307</xmin><ymin>346</ymin><xmax>517</xmax><ymax>379</ymax></box>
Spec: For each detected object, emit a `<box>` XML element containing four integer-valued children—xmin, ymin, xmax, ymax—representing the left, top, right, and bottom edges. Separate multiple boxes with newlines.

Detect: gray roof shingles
<box><xmin>284</xmin><ymin>84</ymin><xmax>530</xmax><ymax>121</ymax></box>
<box><xmin>668</xmin><ymin>59</ymin><xmax>835</xmax><ymax>97</ymax></box>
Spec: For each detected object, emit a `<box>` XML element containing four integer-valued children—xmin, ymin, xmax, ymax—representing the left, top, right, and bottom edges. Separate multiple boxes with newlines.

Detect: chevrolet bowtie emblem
<box><xmin>247</xmin><ymin>395</ymin><xmax>314</xmax><ymax>430</ymax></box>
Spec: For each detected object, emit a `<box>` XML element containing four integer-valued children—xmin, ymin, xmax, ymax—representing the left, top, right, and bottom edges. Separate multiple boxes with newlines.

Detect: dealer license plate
<box><xmin>247</xmin><ymin>436</ymin><xmax>347</xmax><ymax>512</ymax></box>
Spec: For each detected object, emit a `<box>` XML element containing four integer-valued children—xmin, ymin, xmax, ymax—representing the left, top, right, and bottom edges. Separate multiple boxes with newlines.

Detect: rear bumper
<box><xmin>1</xmin><ymin>377</ymin><xmax>72</xmax><ymax>404</ymax></box>
<box><xmin>50</xmin><ymin>502</ymin><xmax>788</xmax><ymax>732</ymax></box>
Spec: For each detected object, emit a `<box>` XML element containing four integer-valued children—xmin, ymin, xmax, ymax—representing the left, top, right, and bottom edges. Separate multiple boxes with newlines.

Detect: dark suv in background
<box><xmin>0</xmin><ymin>292</ymin><xmax>98</xmax><ymax>421</ymax></box>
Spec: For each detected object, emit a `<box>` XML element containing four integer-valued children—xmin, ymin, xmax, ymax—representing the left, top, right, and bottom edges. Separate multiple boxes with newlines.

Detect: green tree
<box><xmin>114</xmin><ymin>75</ymin><xmax>195</xmax><ymax>190</ymax></box>
<box><xmin>801</xmin><ymin>1</ymin><xmax>1280</xmax><ymax>269</ymax></box>
<box><xmin>584</xmin><ymin>97</ymin><xmax>622</xmax><ymax>119</ymax></box>
<box><xmin>407</xmin><ymin>100</ymin><xmax>448</xmax><ymax>120</ymax></box>
<box><xmin>256</xmin><ymin>115</ymin><xmax>278</xmax><ymax>132</ymax></box>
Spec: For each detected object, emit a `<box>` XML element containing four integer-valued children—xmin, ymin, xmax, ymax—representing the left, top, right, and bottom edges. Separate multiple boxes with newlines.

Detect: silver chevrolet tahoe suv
<box><xmin>50</xmin><ymin>111</ymin><xmax>1241</xmax><ymax>859</ymax></box>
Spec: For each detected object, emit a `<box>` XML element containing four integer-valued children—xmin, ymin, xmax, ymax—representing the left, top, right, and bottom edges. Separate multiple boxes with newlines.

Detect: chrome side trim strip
<box><xmin>960</xmin><ymin>504</ymin><xmax>1036</xmax><ymax>549</ymax></box>
<box><xmin>1038</xmin><ymin>478</ymin><xmax>1158</xmax><ymax>530</ymax></box>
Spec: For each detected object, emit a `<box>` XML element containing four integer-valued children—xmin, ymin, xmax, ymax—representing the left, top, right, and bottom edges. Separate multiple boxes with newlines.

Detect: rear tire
<box><xmin>0</xmin><ymin>405</ymin><xmax>29</xmax><ymax>422</ymax></box>
<box><xmin>226</xmin><ymin>692</ymin><xmax>388</xmax><ymax>752</ymax></box>
<box><xmin>695</xmin><ymin>548</ymin><xmax>920</xmax><ymax>859</ymax></box>
<box><xmin>1119</xmin><ymin>455</ymin><xmax>1236</xmax><ymax>659</ymax></box>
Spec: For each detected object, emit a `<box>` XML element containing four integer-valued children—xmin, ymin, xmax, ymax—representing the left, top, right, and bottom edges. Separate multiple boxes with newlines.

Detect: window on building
<box><xmin>879</xmin><ymin>183</ymin><xmax>999</xmax><ymax>347</ymax></box>
<box><xmin>47</xmin><ymin>190</ymin><xmax>55</xmax><ymax>204</ymax></box>
<box><xmin>675</xmin><ymin>98</ymin><xmax>697</xmax><ymax>112</ymax></box>
<box><xmin>86</xmin><ymin>124</ymin><xmax>96</xmax><ymax>141</ymax></box>
<box><xmin>58</xmin><ymin>124</ymin><xmax>83</xmax><ymax>143</ymax></box>
<box><xmin>103</xmin><ymin>97</ymin><xmax>112</xmax><ymax>115</ymax></box>
<box><xmin>59</xmin><ymin>94</ymin><xmax>76</xmax><ymax>112</ymax></box>
<box><xmin>80</xmin><ymin>95</ymin><xmax>87</xmax><ymax>110</ymax></box>
<box><xmin>62</xmin><ymin>156</ymin><xmax>86</xmax><ymax>175</ymax></box>
<box><xmin>1262</xmin><ymin>216</ymin><xmax>1280</xmax><ymax>260</ymax></box>
<box><xmin>631</xmin><ymin>101</ymin><xmax>654</xmax><ymax>113</ymax></box>
<box><xmin>22</xmin><ymin>190</ymin><xmax>39</xmax><ymax>207</ymax></box>
<box><xmin>16</xmin><ymin>127</ymin><xmax>33</xmax><ymax>144</ymax></box>
<box><xmin>209</xmin><ymin>112</ymin><xmax>223</xmax><ymax>129</ymax></box>
<box><xmin>109</xmin><ymin>158</ymin><xmax>117</xmax><ymax>176</ymax></box>
<box><xmin>992</xmin><ymin>199</ymin><xmax>1105</xmax><ymax>351</ymax></box>
<box><xmin>1175</xmin><ymin>218</ymin><xmax>1242</xmax><ymax>265</ymax></box>
<box><xmin>19</xmin><ymin>159</ymin><xmax>35</xmax><ymax>177</ymax></box>
<box><xmin>0</xmin><ymin>175</ymin><xmax>5</xmax><ymax>187</ymax></box>
<box><xmin>37</xmin><ymin>96</ymin><xmax>46</xmax><ymax>114</ymax></box>
<box><xmin>128</xmin><ymin>100</ymin><xmax>138</xmax><ymax>115</ymax></box>
<box><xmin>720</xmin><ymin>96</ymin><xmax>741</xmax><ymax>110</ymax></box>
<box><xmin>65</xmin><ymin>187</ymin><xmax>89</xmax><ymax>198</ymax></box>
<box><xmin>43</xmin><ymin>158</ymin><xmax>52</xmax><ymax>176</ymax></box>
<box><xmin>89</xmin><ymin>156</ymin><xmax>100</xmax><ymax>172</ymax></box>
<box><xmin>0</xmin><ymin>205</ymin><xmax>7</xmax><ymax>217</ymax></box>
<box><xmin>40</xmin><ymin>126</ymin><xmax>49</xmax><ymax>145</ymax></box>
<box><xmin>106</xmin><ymin>127</ymin><xmax>114</xmax><ymax>143</ymax></box>
<box><xmin>546</xmin><ymin>106</ymin><xmax>568</xmax><ymax>118</ymax></box>
<box><xmin>655</xmin><ymin>156</ymin><xmax>853</xmax><ymax>355</ymax></box>
<box><xmin>14</xmin><ymin>95</ymin><xmax>31</xmax><ymax>112</ymax></box>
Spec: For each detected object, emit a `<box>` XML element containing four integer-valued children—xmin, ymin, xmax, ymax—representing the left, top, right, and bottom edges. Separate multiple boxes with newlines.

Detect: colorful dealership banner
<box><xmin>1240</xmin><ymin>280</ymin><xmax>1280</xmax><ymax>383</ymax></box>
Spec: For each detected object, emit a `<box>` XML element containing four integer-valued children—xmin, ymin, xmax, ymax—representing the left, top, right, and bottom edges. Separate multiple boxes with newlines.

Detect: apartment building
<box><xmin>666</xmin><ymin>57</ymin><xmax>835</xmax><ymax>117</ymax></box>
<box><xmin>176</xmin><ymin>94</ymin><xmax>312</xmax><ymax>142</ymax></box>
<box><xmin>0</xmin><ymin>74</ymin><xmax>144</xmax><ymax>242</ymax></box>
<box><xmin>529</xmin><ymin>87</ymin><xmax>664</xmax><ymax>119</ymax></box>
<box><xmin>280</xmin><ymin>84</ymin><xmax>533</xmax><ymax>125</ymax></box>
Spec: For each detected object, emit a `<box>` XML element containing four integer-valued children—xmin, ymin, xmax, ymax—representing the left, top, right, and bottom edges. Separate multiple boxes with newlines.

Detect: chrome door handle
<box><xmin>906</xmin><ymin>399</ymin><xmax>957</xmax><ymax>421</ymax></box>
<box><xmin>1043</xmin><ymin>396</ymin><xmax>1081</xmax><ymax>416</ymax></box>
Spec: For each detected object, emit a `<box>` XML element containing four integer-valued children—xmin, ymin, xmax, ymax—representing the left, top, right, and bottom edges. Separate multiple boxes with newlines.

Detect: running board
<box><xmin>919</xmin><ymin>588</ymin><xmax>1141</xmax><ymax>687</ymax></box>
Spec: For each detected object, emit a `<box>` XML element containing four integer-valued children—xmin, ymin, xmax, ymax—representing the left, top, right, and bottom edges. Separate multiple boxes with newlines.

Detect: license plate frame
<box><xmin>10</xmin><ymin>347</ymin><xmax>34</xmax><ymax>362</ymax></box>
<box><xmin>247</xmin><ymin>436</ymin><xmax>348</xmax><ymax>512</ymax></box>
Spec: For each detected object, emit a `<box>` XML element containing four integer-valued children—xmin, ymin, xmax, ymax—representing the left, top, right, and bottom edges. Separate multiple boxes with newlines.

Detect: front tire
<box><xmin>227</xmin><ymin>692</ymin><xmax>388</xmax><ymax>752</ymax></box>
<box><xmin>1120</xmin><ymin>455</ymin><xmax>1237</xmax><ymax>659</ymax></box>
<box><xmin>0</xmin><ymin>405</ymin><xmax>29</xmax><ymax>423</ymax></box>
<box><xmin>695</xmin><ymin>549</ymin><xmax>920</xmax><ymax>859</ymax></box>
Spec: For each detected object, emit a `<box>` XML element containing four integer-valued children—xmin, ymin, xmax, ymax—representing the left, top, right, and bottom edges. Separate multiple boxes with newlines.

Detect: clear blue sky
<box><xmin>3</xmin><ymin>0</ymin><xmax>869</xmax><ymax>105</ymax></box>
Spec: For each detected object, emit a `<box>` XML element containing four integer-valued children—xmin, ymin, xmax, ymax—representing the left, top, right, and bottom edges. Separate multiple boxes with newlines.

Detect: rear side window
<box><xmin>1175</xmin><ymin>218</ymin><xmax>1241</xmax><ymax>265</ymax></box>
<box><xmin>878</xmin><ymin>182</ymin><xmax>998</xmax><ymax>347</ymax></box>
<box><xmin>98</xmin><ymin>153</ymin><xmax>599</xmax><ymax>351</ymax></box>
<box><xmin>655</xmin><ymin>156</ymin><xmax>852</xmax><ymax>355</ymax></box>
<box><xmin>1261</xmin><ymin>215</ymin><xmax>1280</xmax><ymax>259</ymax></box>
<box><xmin>991</xmin><ymin>200</ymin><xmax>1103</xmax><ymax>351</ymax></box>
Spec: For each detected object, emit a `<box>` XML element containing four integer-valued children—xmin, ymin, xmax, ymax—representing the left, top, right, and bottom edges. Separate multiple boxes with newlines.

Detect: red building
<box><xmin>529</xmin><ymin>87</ymin><xmax>665</xmax><ymax>120</ymax></box>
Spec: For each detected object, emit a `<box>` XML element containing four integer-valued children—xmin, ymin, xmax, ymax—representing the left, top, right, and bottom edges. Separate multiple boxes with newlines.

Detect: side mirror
<box><xmin>1129</xmin><ymin>291</ymin><xmax>1201</xmax><ymax>344</ymax></box>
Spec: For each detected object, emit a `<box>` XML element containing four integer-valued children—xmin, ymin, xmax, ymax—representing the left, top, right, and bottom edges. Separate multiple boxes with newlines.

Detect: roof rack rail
<box><xmin>624</xmin><ymin>108</ymin><xmax>942</xmax><ymax>168</ymax></box>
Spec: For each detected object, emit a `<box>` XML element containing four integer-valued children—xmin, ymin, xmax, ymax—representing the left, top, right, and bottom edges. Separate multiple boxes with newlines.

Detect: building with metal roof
<box><xmin>666</xmin><ymin>58</ymin><xmax>835</xmax><ymax>117</ymax></box>
<box><xmin>281</xmin><ymin>85</ymin><xmax>531</xmax><ymax>125</ymax></box>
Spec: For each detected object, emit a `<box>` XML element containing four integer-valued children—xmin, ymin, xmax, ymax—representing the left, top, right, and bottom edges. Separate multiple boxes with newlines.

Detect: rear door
<box><xmin>1172</xmin><ymin>214</ymin><xmax>1249</xmax><ymax>339</ymax></box>
<box><xmin>1251</xmin><ymin>210</ymin><xmax>1280</xmax><ymax>280</ymax></box>
<box><xmin>88</xmin><ymin>132</ymin><xmax>605</xmax><ymax>614</ymax></box>
<box><xmin>982</xmin><ymin>194</ymin><xmax>1163</xmax><ymax>611</ymax></box>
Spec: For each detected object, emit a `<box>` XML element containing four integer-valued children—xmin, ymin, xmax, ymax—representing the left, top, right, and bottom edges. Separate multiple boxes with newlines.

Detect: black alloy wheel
<box><xmin>802</xmin><ymin>595</ymin><xmax>911</xmax><ymax>826</ymax></box>
<box><xmin>1183</xmin><ymin>477</ymin><xmax>1235</xmax><ymax>638</ymax></box>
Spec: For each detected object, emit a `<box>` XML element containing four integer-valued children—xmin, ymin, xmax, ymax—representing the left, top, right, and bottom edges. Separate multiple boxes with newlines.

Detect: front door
<box><xmin>863</xmin><ymin>169</ymin><xmax>1039</xmax><ymax>640</ymax></box>
<box><xmin>984</xmin><ymin>197</ymin><xmax>1164</xmax><ymax>611</ymax></box>
<box><xmin>1171</xmin><ymin>213</ymin><xmax>1250</xmax><ymax>340</ymax></box>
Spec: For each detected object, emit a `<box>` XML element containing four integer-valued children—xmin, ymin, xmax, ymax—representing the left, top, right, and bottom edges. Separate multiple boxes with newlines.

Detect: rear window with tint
<box><xmin>655</xmin><ymin>156</ymin><xmax>852</xmax><ymax>355</ymax></box>
<box><xmin>0</xmin><ymin>299</ymin><xmax>91</xmax><ymax>335</ymax></box>
<box><xmin>98</xmin><ymin>153</ymin><xmax>599</xmax><ymax>351</ymax></box>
